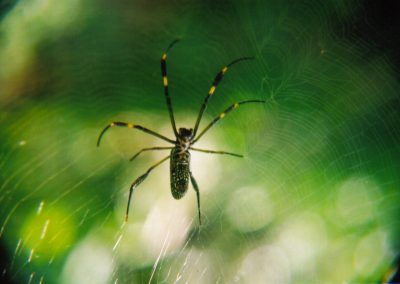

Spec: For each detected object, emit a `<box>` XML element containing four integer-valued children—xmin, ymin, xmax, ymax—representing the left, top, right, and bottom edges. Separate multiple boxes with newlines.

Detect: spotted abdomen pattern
<box><xmin>170</xmin><ymin>147</ymin><xmax>190</xmax><ymax>199</ymax></box>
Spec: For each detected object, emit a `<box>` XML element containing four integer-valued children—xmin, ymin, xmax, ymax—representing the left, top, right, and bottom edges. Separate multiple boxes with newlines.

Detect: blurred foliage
<box><xmin>0</xmin><ymin>0</ymin><xmax>18</xmax><ymax>20</ymax></box>
<box><xmin>0</xmin><ymin>0</ymin><xmax>399</xmax><ymax>283</ymax></box>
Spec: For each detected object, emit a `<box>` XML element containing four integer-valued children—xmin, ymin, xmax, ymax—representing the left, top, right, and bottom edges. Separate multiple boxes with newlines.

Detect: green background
<box><xmin>0</xmin><ymin>0</ymin><xmax>399</xmax><ymax>283</ymax></box>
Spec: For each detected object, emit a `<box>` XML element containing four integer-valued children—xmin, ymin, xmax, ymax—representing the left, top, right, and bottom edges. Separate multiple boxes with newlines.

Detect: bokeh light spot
<box><xmin>61</xmin><ymin>236</ymin><xmax>113</xmax><ymax>284</ymax></box>
<box><xmin>275</xmin><ymin>211</ymin><xmax>327</xmax><ymax>274</ymax></box>
<box><xmin>21</xmin><ymin>205</ymin><xmax>76</xmax><ymax>262</ymax></box>
<box><xmin>237</xmin><ymin>245</ymin><xmax>291</xmax><ymax>283</ymax></box>
<box><xmin>225</xmin><ymin>186</ymin><xmax>274</xmax><ymax>232</ymax></box>
<box><xmin>353</xmin><ymin>229</ymin><xmax>390</xmax><ymax>277</ymax></box>
<box><xmin>335</xmin><ymin>177</ymin><xmax>380</xmax><ymax>227</ymax></box>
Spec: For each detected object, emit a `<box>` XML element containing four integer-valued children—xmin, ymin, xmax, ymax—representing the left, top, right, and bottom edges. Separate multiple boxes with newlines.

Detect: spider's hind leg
<box><xmin>189</xmin><ymin>171</ymin><xmax>202</xmax><ymax>225</ymax></box>
<box><xmin>125</xmin><ymin>155</ymin><xmax>170</xmax><ymax>222</ymax></box>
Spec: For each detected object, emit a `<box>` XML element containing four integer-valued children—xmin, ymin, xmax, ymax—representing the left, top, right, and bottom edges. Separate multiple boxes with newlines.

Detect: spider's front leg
<box><xmin>125</xmin><ymin>155</ymin><xmax>170</xmax><ymax>222</ymax></box>
<box><xmin>190</xmin><ymin>147</ymin><xmax>243</xmax><ymax>158</ymax></box>
<box><xmin>161</xmin><ymin>39</ymin><xmax>180</xmax><ymax>137</ymax></box>
<box><xmin>192</xmin><ymin>57</ymin><xmax>255</xmax><ymax>137</ymax></box>
<box><xmin>192</xmin><ymin>99</ymin><xmax>265</xmax><ymax>143</ymax></box>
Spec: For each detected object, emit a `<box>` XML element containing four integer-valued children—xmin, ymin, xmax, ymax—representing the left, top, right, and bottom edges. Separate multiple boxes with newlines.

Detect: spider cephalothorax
<box><xmin>97</xmin><ymin>39</ymin><xmax>265</xmax><ymax>225</ymax></box>
<box><xmin>178</xmin><ymin>128</ymin><xmax>194</xmax><ymax>142</ymax></box>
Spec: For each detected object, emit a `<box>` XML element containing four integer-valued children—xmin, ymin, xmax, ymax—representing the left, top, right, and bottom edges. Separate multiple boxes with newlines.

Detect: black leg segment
<box><xmin>189</xmin><ymin>171</ymin><xmax>202</xmax><ymax>225</ymax></box>
<box><xmin>192</xmin><ymin>57</ymin><xmax>255</xmax><ymax>137</ymax></box>
<box><xmin>161</xmin><ymin>39</ymin><xmax>181</xmax><ymax>137</ymax></box>
<box><xmin>129</xmin><ymin>146</ymin><xmax>174</xmax><ymax>162</ymax></box>
<box><xmin>190</xmin><ymin>147</ymin><xmax>243</xmax><ymax>158</ymax></box>
<box><xmin>125</xmin><ymin>155</ymin><xmax>171</xmax><ymax>222</ymax></box>
<box><xmin>97</xmin><ymin>121</ymin><xmax>175</xmax><ymax>146</ymax></box>
<box><xmin>192</xmin><ymin>99</ymin><xmax>265</xmax><ymax>143</ymax></box>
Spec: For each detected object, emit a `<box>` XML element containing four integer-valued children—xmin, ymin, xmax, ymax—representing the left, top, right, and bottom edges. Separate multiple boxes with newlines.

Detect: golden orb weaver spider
<box><xmin>97</xmin><ymin>39</ymin><xmax>265</xmax><ymax>224</ymax></box>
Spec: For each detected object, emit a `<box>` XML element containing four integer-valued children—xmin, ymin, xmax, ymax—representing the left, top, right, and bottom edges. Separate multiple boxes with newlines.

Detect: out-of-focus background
<box><xmin>1</xmin><ymin>0</ymin><xmax>399</xmax><ymax>283</ymax></box>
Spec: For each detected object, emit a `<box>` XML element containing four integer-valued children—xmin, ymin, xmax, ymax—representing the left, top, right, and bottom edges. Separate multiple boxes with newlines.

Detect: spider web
<box><xmin>1</xmin><ymin>0</ymin><xmax>400</xmax><ymax>283</ymax></box>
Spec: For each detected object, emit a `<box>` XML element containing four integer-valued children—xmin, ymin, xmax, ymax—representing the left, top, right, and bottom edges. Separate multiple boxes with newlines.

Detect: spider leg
<box><xmin>190</xmin><ymin>147</ymin><xmax>243</xmax><ymax>158</ymax></box>
<box><xmin>192</xmin><ymin>57</ymin><xmax>254</xmax><ymax>137</ymax></box>
<box><xmin>97</xmin><ymin>121</ymin><xmax>175</xmax><ymax>146</ymax></box>
<box><xmin>161</xmin><ymin>39</ymin><xmax>180</xmax><ymax>137</ymax></box>
<box><xmin>192</xmin><ymin>100</ymin><xmax>265</xmax><ymax>144</ymax></box>
<box><xmin>189</xmin><ymin>171</ymin><xmax>201</xmax><ymax>225</ymax></box>
<box><xmin>129</xmin><ymin>146</ymin><xmax>174</xmax><ymax>162</ymax></box>
<box><xmin>125</xmin><ymin>155</ymin><xmax>171</xmax><ymax>222</ymax></box>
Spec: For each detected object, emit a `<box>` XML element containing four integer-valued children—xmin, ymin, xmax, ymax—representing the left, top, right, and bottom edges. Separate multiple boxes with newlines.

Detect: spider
<box><xmin>97</xmin><ymin>39</ymin><xmax>265</xmax><ymax>224</ymax></box>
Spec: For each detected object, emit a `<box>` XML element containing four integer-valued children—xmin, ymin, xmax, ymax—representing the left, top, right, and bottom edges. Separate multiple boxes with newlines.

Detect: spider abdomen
<box><xmin>170</xmin><ymin>147</ymin><xmax>190</xmax><ymax>199</ymax></box>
